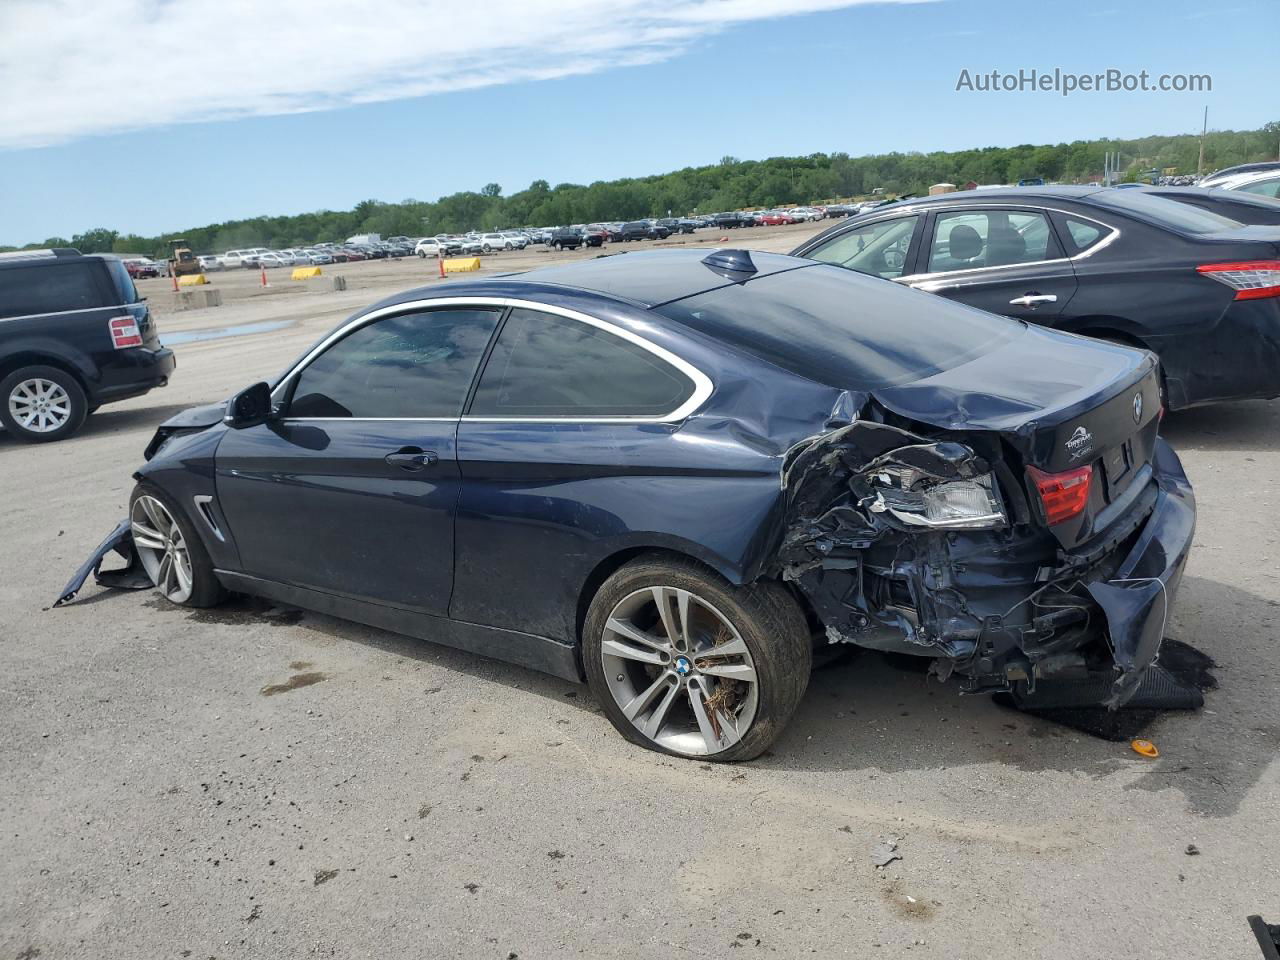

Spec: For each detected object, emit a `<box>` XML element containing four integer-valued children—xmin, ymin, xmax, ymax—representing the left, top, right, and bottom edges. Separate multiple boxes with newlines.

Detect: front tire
<box><xmin>0</xmin><ymin>365</ymin><xmax>87</xmax><ymax>443</ymax></box>
<box><xmin>129</xmin><ymin>484</ymin><xmax>227</xmax><ymax>608</ymax></box>
<box><xmin>583</xmin><ymin>555</ymin><xmax>811</xmax><ymax>762</ymax></box>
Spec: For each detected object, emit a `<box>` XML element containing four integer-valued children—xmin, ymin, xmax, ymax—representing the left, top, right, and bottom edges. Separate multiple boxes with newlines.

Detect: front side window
<box><xmin>805</xmin><ymin>216</ymin><xmax>919</xmax><ymax>280</ymax></box>
<box><xmin>288</xmin><ymin>308</ymin><xmax>501</xmax><ymax>418</ymax></box>
<box><xmin>927</xmin><ymin>209</ymin><xmax>1056</xmax><ymax>272</ymax></box>
<box><xmin>469</xmin><ymin>308</ymin><xmax>694</xmax><ymax>418</ymax></box>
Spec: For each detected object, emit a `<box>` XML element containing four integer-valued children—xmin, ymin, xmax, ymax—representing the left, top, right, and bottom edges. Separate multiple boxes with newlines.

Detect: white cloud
<box><xmin>0</xmin><ymin>0</ymin><xmax>926</xmax><ymax>150</ymax></box>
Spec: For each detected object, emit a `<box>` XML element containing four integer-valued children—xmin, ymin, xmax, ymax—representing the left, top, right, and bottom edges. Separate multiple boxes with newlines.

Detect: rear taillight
<box><xmin>109</xmin><ymin>316</ymin><xmax>143</xmax><ymax>349</ymax></box>
<box><xmin>1196</xmin><ymin>260</ymin><xmax>1280</xmax><ymax>300</ymax></box>
<box><xmin>1026</xmin><ymin>464</ymin><xmax>1093</xmax><ymax>526</ymax></box>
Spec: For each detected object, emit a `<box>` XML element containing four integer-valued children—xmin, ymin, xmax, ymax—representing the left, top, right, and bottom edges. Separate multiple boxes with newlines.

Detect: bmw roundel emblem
<box><xmin>1133</xmin><ymin>392</ymin><xmax>1143</xmax><ymax>424</ymax></box>
<box><xmin>674</xmin><ymin>656</ymin><xmax>692</xmax><ymax>676</ymax></box>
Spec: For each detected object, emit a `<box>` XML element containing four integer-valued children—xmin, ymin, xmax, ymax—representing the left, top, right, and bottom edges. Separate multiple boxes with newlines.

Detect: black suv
<box><xmin>547</xmin><ymin>228</ymin><xmax>584</xmax><ymax>251</ymax></box>
<box><xmin>619</xmin><ymin>221</ymin><xmax>671</xmax><ymax>241</ymax></box>
<box><xmin>0</xmin><ymin>249</ymin><xmax>175</xmax><ymax>443</ymax></box>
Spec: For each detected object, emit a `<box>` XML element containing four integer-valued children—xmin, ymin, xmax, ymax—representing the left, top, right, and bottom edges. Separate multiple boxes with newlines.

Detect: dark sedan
<box><xmin>791</xmin><ymin>186</ymin><xmax>1280</xmax><ymax>410</ymax></box>
<box><xmin>61</xmin><ymin>249</ymin><xmax>1195</xmax><ymax>761</ymax></box>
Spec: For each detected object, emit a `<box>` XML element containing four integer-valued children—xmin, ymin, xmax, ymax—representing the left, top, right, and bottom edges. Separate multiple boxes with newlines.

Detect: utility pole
<box><xmin>1197</xmin><ymin>106</ymin><xmax>1208</xmax><ymax>175</ymax></box>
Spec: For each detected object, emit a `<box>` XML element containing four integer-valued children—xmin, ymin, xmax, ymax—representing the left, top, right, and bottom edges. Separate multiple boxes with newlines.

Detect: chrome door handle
<box><xmin>384</xmin><ymin>449</ymin><xmax>439</xmax><ymax>471</ymax></box>
<box><xmin>1009</xmin><ymin>294</ymin><xmax>1058</xmax><ymax>307</ymax></box>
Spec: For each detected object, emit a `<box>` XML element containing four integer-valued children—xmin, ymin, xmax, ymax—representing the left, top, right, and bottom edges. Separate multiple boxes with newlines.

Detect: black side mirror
<box><xmin>225</xmin><ymin>381</ymin><xmax>275</xmax><ymax>428</ymax></box>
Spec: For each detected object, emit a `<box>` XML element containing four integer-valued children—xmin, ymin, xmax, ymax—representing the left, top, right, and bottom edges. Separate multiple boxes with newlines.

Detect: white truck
<box><xmin>345</xmin><ymin>233</ymin><xmax>382</xmax><ymax>246</ymax></box>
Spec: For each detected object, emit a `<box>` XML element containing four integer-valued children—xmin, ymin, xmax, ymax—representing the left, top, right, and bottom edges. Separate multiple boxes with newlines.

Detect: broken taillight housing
<box><xmin>1026</xmin><ymin>464</ymin><xmax>1093</xmax><ymax>525</ymax></box>
<box><xmin>870</xmin><ymin>468</ymin><xmax>1006</xmax><ymax>530</ymax></box>
<box><xmin>1196</xmin><ymin>260</ymin><xmax>1280</xmax><ymax>300</ymax></box>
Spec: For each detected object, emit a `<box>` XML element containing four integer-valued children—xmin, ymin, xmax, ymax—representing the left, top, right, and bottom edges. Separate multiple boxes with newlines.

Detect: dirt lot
<box><xmin>2</xmin><ymin>221</ymin><xmax>1279</xmax><ymax>959</ymax></box>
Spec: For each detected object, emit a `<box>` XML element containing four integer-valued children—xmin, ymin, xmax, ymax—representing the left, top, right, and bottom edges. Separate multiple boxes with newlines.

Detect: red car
<box><xmin>124</xmin><ymin>259</ymin><xmax>161</xmax><ymax>279</ymax></box>
<box><xmin>757</xmin><ymin>212</ymin><xmax>795</xmax><ymax>226</ymax></box>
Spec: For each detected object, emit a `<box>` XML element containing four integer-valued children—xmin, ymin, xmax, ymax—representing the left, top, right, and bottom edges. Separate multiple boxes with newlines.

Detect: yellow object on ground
<box><xmin>291</xmin><ymin>266</ymin><xmax>323</xmax><ymax>280</ymax></box>
<box><xmin>177</xmin><ymin>273</ymin><xmax>208</xmax><ymax>286</ymax></box>
<box><xmin>443</xmin><ymin>257</ymin><xmax>481</xmax><ymax>273</ymax></box>
<box><xmin>1131</xmin><ymin>739</ymin><xmax>1159</xmax><ymax>758</ymax></box>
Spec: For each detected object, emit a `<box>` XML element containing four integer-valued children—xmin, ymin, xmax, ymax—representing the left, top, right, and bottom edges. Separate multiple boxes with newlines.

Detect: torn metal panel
<box><xmin>775</xmin><ymin>396</ymin><xmax>1196</xmax><ymax>710</ymax></box>
<box><xmin>53</xmin><ymin>518</ymin><xmax>152</xmax><ymax>607</ymax></box>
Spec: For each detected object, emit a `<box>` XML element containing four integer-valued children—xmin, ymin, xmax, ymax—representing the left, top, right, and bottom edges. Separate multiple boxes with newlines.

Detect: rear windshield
<box><xmin>654</xmin><ymin>263</ymin><xmax>1021</xmax><ymax>390</ymax></box>
<box><xmin>1089</xmin><ymin>190</ymin><xmax>1242</xmax><ymax>234</ymax></box>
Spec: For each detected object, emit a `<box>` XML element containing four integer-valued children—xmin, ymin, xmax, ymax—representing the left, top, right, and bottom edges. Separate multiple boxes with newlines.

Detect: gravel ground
<box><xmin>2</xmin><ymin>224</ymin><xmax>1278</xmax><ymax>959</ymax></box>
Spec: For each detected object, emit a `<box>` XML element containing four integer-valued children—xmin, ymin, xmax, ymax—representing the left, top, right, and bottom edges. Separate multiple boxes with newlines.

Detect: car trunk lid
<box><xmin>869</xmin><ymin>325</ymin><xmax>1162</xmax><ymax>550</ymax></box>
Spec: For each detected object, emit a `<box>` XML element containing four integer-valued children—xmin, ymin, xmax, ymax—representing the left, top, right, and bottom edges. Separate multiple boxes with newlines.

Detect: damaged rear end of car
<box><xmin>657</xmin><ymin>260</ymin><xmax>1196</xmax><ymax>710</ymax></box>
<box><xmin>775</xmin><ymin>340</ymin><xmax>1193</xmax><ymax>709</ymax></box>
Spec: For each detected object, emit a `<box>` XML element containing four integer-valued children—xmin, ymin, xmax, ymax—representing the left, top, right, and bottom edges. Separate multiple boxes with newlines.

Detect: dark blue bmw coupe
<box><xmin>61</xmin><ymin>249</ymin><xmax>1196</xmax><ymax>761</ymax></box>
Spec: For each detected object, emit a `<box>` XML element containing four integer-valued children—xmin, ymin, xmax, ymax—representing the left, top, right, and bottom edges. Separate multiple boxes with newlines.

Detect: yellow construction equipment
<box><xmin>168</xmin><ymin>238</ymin><xmax>201</xmax><ymax>277</ymax></box>
<box><xmin>291</xmin><ymin>266</ymin><xmax>323</xmax><ymax>280</ymax></box>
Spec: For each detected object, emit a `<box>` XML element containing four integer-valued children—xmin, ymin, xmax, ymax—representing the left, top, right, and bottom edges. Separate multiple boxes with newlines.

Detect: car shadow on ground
<box><xmin>110</xmin><ymin>567</ymin><xmax>1274</xmax><ymax>820</ymax></box>
<box><xmin>0</xmin><ymin>400</ymin><xmax>203</xmax><ymax>450</ymax></box>
<box><xmin>759</xmin><ymin>571</ymin><xmax>1276</xmax><ymax>819</ymax></box>
<box><xmin>1160</xmin><ymin>397</ymin><xmax>1279</xmax><ymax>452</ymax></box>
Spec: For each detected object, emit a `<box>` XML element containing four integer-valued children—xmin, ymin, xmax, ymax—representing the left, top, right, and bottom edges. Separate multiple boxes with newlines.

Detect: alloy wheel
<box><xmin>601</xmin><ymin>586</ymin><xmax>759</xmax><ymax>757</ymax></box>
<box><xmin>8</xmin><ymin>378</ymin><xmax>71</xmax><ymax>434</ymax></box>
<box><xmin>130</xmin><ymin>495</ymin><xmax>194</xmax><ymax>603</ymax></box>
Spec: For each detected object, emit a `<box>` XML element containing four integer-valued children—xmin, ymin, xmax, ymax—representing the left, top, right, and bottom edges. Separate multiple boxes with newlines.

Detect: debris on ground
<box><xmin>313</xmin><ymin>869</ymin><xmax>338</xmax><ymax>886</ymax></box>
<box><xmin>872</xmin><ymin>837</ymin><xmax>902</xmax><ymax>868</ymax></box>
<box><xmin>1186</xmin><ymin>844</ymin><xmax>1201</xmax><ymax>856</ymax></box>
<box><xmin>1131</xmin><ymin>738</ymin><xmax>1160</xmax><ymax>757</ymax></box>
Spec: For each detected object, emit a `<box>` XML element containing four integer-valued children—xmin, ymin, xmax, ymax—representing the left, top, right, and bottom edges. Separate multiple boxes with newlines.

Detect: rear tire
<box><xmin>0</xmin><ymin>365</ymin><xmax>87</xmax><ymax>443</ymax></box>
<box><xmin>583</xmin><ymin>555</ymin><xmax>811</xmax><ymax>762</ymax></box>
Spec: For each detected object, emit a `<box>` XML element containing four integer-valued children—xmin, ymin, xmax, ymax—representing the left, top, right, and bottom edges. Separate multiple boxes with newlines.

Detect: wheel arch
<box><xmin>0</xmin><ymin>349</ymin><xmax>93</xmax><ymax>394</ymax></box>
<box><xmin>1056</xmin><ymin>316</ymin><xmax>1153</xmax><ymax>350</ymax></box>
<box><xmin>574</xmin><ymin>544</ymin><xmax>744</xmax><ymax>648</ymax></box>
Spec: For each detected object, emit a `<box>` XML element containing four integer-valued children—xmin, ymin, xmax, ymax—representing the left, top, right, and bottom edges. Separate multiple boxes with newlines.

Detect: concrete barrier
<box><xmin>177</xmin><ymin>273</ymin><xmax>208</xmax><ymax>286</ymax></box>
<box><xmin>442</xmin><ymin>257</ymin><xmax>481</xmax><ymax>273</ymax></box>
<box><xmin>174</xmin><ymin>288</ymin><xmax>222</xmax><ymax>310</ymax></box>
<box><xmin>292</xmin><ymin>266</ymin><xmax>323</xmax><ymax>280</ymax></box>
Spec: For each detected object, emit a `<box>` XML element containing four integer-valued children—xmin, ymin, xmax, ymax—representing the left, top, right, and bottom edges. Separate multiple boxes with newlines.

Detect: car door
<box><xmin>214</xmin><ymin>305</ymin><xmax>503</xmax><ymax>614</ymax></box>
<box><xmin>903</xmin><ymin>206</ymin><xmax>1077</xmax><ymax>322</ymax></box>
<box><xmin>453</xmin><ymin>304</ymin><xmax>710</xmax><ymax>642</ymax></box>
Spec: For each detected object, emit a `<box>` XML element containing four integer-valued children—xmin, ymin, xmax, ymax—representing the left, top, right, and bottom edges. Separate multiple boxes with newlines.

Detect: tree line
<box><xmin>7</xmin><ymin>121</ymin><xmax>1277</xmax><ymax>259</ymax></box>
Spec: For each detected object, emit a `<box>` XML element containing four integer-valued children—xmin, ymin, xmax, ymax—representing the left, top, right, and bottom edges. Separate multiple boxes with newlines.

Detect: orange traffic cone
<box><xmin>171</xmin><ymin>270</ymin><xmax>178</xmax><ymax>292</ymax></box>
<box><xmin>438</xmin><ymin>256</ymin><xmax>446</xmax><ymax>278</ymax></box>
<box><xmin>260</xmin><ymin>265</ymin><xmax>268</xmax><ymax>288</ymax></box>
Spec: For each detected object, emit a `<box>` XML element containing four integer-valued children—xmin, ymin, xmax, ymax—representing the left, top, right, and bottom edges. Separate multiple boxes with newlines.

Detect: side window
<box><xmin>288</xmin><ymin>308</ymin><xmax>501</xmax><ymax>418</ymax></box>
<box><xmin>805</xmin><ymin>216</ymin><xmax>919</xmax><ymax>279</ymax></box>
<box><xmin>1238</xmin><ymin>177</ymin><xmax>1280</xmax><ymax>199</ymax></box>
<box><xmin>1061</xmin><ymin>216</ymin><xmax>1106</xmax><ymax>255</ymax></box>
<box><xmin>469</xmin><ymin>308</ymin><xmax>695</xmax><ymax>418</ymax></box>
<box><xmin>928</xmin><ymin>210</ymin><xmax>1057</xmax><ymax>272</ymax></box>
<box><xmin>0</xmin><ymin>263</ymin><xmax>111</xmax><ymax>319</ymax></box>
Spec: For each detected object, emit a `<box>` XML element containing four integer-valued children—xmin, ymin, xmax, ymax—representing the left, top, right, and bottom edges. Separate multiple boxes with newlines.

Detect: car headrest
<box><xmin>947</xmin><ymin>224</ymin><xmax>983</xmax><ymax>261</ymax></box>
<box><xmin>987</xmin><ymin>225</ymin><xmax>1026</xmax><ymax>262</ymax></box>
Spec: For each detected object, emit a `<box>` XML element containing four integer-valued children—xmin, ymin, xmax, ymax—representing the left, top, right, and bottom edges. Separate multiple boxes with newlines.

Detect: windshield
<box><xmin>655</xmin><ymin>263</ymin><xmax>1021</xmax><ymax>390</ymax></box>
<box><xmin>1089</xmin><ymin>190</ymin><xmax>1242</xmax><ymax>234</ymax></box>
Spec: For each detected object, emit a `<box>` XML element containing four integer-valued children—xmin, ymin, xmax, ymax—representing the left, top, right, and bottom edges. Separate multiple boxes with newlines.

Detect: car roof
<box><xmin>361</xmin><ymin>249</ymin><xmax>817</xmax><ymax>318</ymax></box>
<box><xmin>479</xmin><ymin>249</ymin><xmax>813</xmax><ymax>307</ymax></box>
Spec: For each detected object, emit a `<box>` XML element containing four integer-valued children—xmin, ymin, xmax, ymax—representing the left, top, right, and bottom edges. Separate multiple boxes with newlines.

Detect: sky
<box><xmin>0</xmin><ymin>0</ymin><xmax>1274</xmax><ymax>246</ymax></box>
